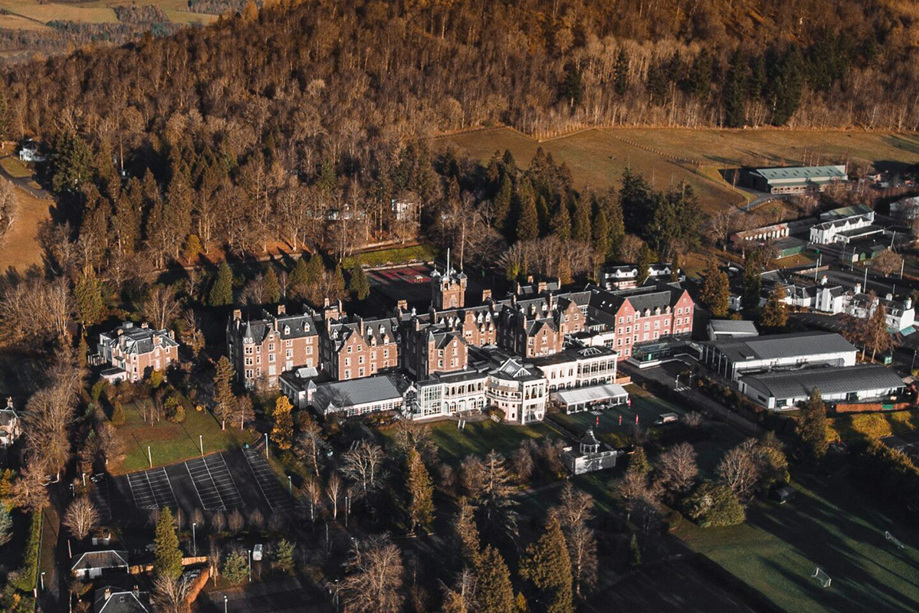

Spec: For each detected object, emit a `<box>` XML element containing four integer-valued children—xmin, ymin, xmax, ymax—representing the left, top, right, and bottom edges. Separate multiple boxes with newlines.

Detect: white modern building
<box><xmin>702</xmin><ymin>331</ymin><xmax>857</xmax><ymax>381</ymax></box>
<box><xmin>551</xmin><ymin>383</ymin><xmax>629</xmax><ymax>413</ymax></box>
<box><xmin>738</xmin><ymin>364</ymin><xmax>905</xmax><ymax>410</ymax></box>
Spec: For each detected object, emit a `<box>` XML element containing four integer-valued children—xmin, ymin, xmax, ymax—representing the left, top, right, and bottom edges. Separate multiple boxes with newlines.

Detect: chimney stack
<box><xmin>104</xmin><ymin>588</ymin><xmax>111</xmax><ymax>601</ymax></box>
<box><xmin>397</xmin><ymin>299</ymin><xmax>408</xmax><ymax>312</ymax></box>
<box><xmin>233</xmin><ymin>309</ymin><xmax>242</xmax><ymax>321</ymax></box>
<box><xmin>277</xmin><ymin>304</ymin><xmax>286</xmax><ymax>316</ymax></box>
<box><xmin>482</xmin><ymin>289</ymin><xmax>492</xmax><ymax>302</ymax></box>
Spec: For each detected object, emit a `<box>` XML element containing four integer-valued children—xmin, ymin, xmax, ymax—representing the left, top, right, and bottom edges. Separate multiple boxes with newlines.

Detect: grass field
<box><xmin>0</xmin><ymin>0</ymin><xmax>216</xmax><ymax>30</ymax></box>
<box><xmin>675</xmin><ymin>473</ymin><xmax>919</xmax><ymax>613</ymax></box>
<box><xmin>1</xmin><ymin>156</ymin><xmax>32</xmax><ymax>178</ymax></box>
<box><xmin>0</xmin><ymin>183</ymin><xmax>51</xmax><ymax>272</ymax></box>
<box><xmin>418</xmin><ymin>418</ymin><xmax>565</xmax><ymax>465</ymax></box>
<box><xmin>442</xmin><ymin>128</ymin><xmax>919</xmax><ymax>213</ymax></box>
<box><xmin>111</xmin><ymin>398</ymin><xmax>253</xmax><ymax>474</ymax></box>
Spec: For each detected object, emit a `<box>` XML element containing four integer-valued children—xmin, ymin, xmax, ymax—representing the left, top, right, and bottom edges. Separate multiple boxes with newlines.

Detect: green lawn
<box><xmin>111</xmin><ymin>398</ymin><xmax>253</xmax><ymax>474</ymax></box>
<box><xmin>675</xmin><ymin>473</ymin><xmax>919</xmax><ymax>613</ymax></box>
<box><xmin>0</xmin><ymin>155</ymin><xmax>32</xmax><ymax>178</ymax></box>
<box><xmin>415</xmin><ymin>418</ymin><xmax>565</xmax><ymax>465</ymax></box>
<box><xmin>342</xmin><ymin>244</ymin><xmax>437</xmax><ymax>269</ymax></box>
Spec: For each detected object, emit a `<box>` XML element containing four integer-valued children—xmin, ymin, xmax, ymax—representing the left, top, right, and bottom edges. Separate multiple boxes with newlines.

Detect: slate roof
<box><xmin>742</xmin><ymin>365</ymin><xmax>904</xmax><ymax>400</ymax></box>
<box><xmin>94</xmin><ymin>588</ymin><xmax>151</xmax><ymax>613</ymax></box>
<box><xmin>100</xmin><ymin>324</ymin><xmax>177</xmax><ymax>356</ymax></box>
<box><xmin>71</xmin><ymin>550</ymin><xmax>129</xmax><ymax>571</ymax></box>
<box><xmin>312</xmin><ymin>375</ymin><xmax>408</xmax><ymax>410</ymax></box>
<box><xmin>709</xmin><ymin>331</ymin><xmax>855</xmax><ymax>363</ymax></box>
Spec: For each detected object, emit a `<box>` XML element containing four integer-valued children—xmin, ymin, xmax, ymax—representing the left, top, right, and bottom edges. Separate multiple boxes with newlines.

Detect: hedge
<box><xmin>10</xmin><ymin>511</ymin><xmax>41</xmax><ymax>592</ymax></box>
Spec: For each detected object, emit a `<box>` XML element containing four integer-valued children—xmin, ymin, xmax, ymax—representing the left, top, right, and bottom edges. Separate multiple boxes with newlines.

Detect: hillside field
<box><xmin>0</xmin><ymin>0</ymin><xmax>218</xmax><ymax>31</ymax></box>
<box><xmin>441</xmin><ymin>128</ymin><xmax>919</xmax><ymax>213</ymax></box>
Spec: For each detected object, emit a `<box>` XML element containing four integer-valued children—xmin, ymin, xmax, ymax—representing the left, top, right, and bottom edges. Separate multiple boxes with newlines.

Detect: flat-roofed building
<box><xmin>744</xmin><ymin>165</ymin><xmax>848</xmax><ymax>194</ymax></box>
<box><xmin>551</xmin><ymin>383</ymin><xmax>629</xmax><ymax>413</ymax></box>
<box><xmin>531</xmin><ymin>345</ymin><xmax>619</xmax><ymax>391</ymax></box>
<box><xmin>738</xmin><ymin>364</ymin><xmax>905</xmax><ymax>410</ymax></box>
<box><xmin>702</xmin><ymin>331</ymin><xmax>857</xmax><ymax>381</ymax></box>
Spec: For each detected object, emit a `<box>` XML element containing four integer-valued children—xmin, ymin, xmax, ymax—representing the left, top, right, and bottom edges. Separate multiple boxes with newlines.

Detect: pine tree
<box><xmin>550</xmin><ymin>197</ymin><xmax>571</xmax><ymax>240</ymax></box>
<box><xmin>407</xmin><ymin>448</ymin><xmax>434</xmax><ymax>534</ymax></box>
<box><xmin>629</xmin><ymin>446</ymin><xmax>651</xmax><ymax>477</ymax></box>
<box><xmin>476</xmin><ymin>545</ymin><xmax>515</xmax><ymax>613</ymax></box>
<box><xmin>74</xmin><ymin>271</ymin><xmax>105</xmax><ymax>328</ymax></box>
<box><xmin>723</xmin><ymin>49</ymin><xmax>747</xmax><ymax>128</ymax></box>
<box><xmin>51</xmin><ymin>130</ymin><xmax>93</xmax><ymax>193</ymax></box>
<box><xmin>516</xmin><ymin>188</ymin><xmax>540</xmax><ymax>242</ymax></box>
<box><xmin>263</xmin><ymin>266</ymin><xmax>281</xmax><ymax>304</ymax></box>
<box><xmin>613</xmin><ymin>48</ymin><xmax>629</xmax><ymax>96</ymax></box>
<box><xmin>271</xmin><ymin>395</ymin><xmax>294</xmax><ymax>451</ymax></box>
<box><xmin>348</xmin><ymin>266</ymin><xmax>371</xmax><ymax>301</ymax></box>
<box><xmin>288</xmin><ymin>257</ymin><xmax>310</xmax><ymax>300</ymax></box>
<box><xmin>520</xmin><ymin>513</ymin><xmax>574</xmax><ymax>613</ymax></box>
<box><xmin>742</xmin><ymin>252</ymin><xmax>762</xmax><ymax>310</ymax></box>
<box><xmin>0</xmin><ymin>503</ymin><xmax>12</xmax><ymax>547</ymax></box>
<box><xmin>208</xmin><ymin>261</ymin><xmax>234</xmax><ymax>307</ymax></box>
<box><xmin>700</xmin><ymin>261</ymin><xmax>731</xmax><ymax>317</ymax></box>
<box><xmin>213</xmin><ymin>356</ymin><xmax>235</xmax><ymax>430</ymax></box>
<box><xmin>591</xmin><ymin>201</ymin><xmax>611</xmax><ymax>262</ymax></box>
<box><xmin>154</xmin><ymin>507</ymin><xmax>183</xmax><ymax>580</ymax></box>
<box><xmin>636</xmin><ymin>244</ymin><xmax>652</xmax><ymax>285</ymax></box>
<box><xmin>797</xmin><ymin>388</ymin><xmax>828</xmax><ymax>463</ymax></box>
<box><xmin>494</xmin><ymin>174</ymin><xmax>514</xmax><ymax>236</ymax></box>
<box><xmin>760</xmin><ymin>286</ymin><xmax>788</xmax><ymax>329</ymax></box>
<box><xmin>671</xmin><ymin>251</ymin><xmax>681</xmax><ymax>282</ymax></box>
<box><xmin>455</xmin><ymin>497</ymin><xmax>481</xmax><ymax>566</ymax></box>
<box><xmin>571</xmin><ymin>196</ymin><xmax>591</xmax><ymax>244</ymax></box>
<box><xmin>865</xmin><ymin>301</ymin><xmax>894</xmax><ymax>361</ymax></box>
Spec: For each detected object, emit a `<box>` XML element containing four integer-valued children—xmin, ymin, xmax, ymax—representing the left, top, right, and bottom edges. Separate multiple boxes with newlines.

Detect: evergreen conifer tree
<box><xmin>476</xmin><ymin>545</ymin><xmax>515</xmax><ymax>613</ymax></box>
<box><xmin>154</xmin><ymin>507</ymin><xmax>183</xmax><ymax>580</ymax></box>
<box><xmin>208</xmin><ymin>261</ymin><xmax>234</xmax><ymax>306</ymax></box>
<box><xmin>700</xmin><ymin>261</ymin><xmax>731</xmax><ymax>317</ymax></box>
<box><xmin>263</xmin><ymin>266</ymin><xmax>281</xmax><ymax>303</ymax></box>
<box><xmin>797</xmin><ymin>388</ymin><xmax>828</xmax><ymax>463</ymax></box>
<box><xmin>348</xmin><ymin>266</ymin><xmax>371</xmax><ymax>301</ymax></box>
<box><xmin>520</xmin><ymin>514</ymin><xmax>574</xmax><ymax>613</ymax></box>
<box><xmin>407</xmin><ymin>449</ymin><xmax>434</xmax><ymax>534</ymax></box>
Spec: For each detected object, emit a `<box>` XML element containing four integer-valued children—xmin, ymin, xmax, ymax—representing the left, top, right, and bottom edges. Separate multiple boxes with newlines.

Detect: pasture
<box><xmin>442</xmin><ymin>127</ymin><xmax>919</xmax><ymax>213</ymax></box>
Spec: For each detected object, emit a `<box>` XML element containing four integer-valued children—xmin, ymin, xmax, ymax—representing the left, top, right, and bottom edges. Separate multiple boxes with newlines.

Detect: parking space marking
<box><xmin>186</xmin><ymin>458</ymin><xmax>225</xmax><ymax>511</ymax></box>
<box><xmin>243</xmin><ymin>448</ymin><xmax>293</xmax><ymax>513</ymax></box>
<box><xmin>206</xmin><ymin>454</ymin><xmax>243</xmax><ymax>508</ymax></box>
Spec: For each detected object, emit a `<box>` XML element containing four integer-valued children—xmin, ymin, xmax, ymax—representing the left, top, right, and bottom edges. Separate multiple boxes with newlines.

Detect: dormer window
<box><xmin>284</xmin><ymin>325</ymin><xmax>290</xmax><ymax>335</ymax></box>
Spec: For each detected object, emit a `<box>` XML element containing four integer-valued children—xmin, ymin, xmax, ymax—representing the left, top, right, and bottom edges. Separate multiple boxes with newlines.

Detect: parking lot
<box><xmin>244</xmin><ymin>448</ymin><xmax>293</xmax><ymax>513</ymax></box>
<box><xmin>112</xmin><ymin>449</ymin><xmax>286</xmax><ymax>519</ymax></box>
<box><xmin>185</xmin><ymin>454</ymin><xmax>243</xmax><ymax>511</ymax></box>
<box><xmin>126</xmin><ymin>467</ymin><xmax>177</xmax><ymax>510</ymax></box>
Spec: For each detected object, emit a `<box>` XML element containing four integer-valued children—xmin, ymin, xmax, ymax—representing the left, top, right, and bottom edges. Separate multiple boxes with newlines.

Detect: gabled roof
<box><xmin>71</xmin><ymin>550</ymin><xmax>129</xmax><ymax>571</ymax></box>
<box><xmin>94</xmin><ymin>587</ymin><xmax>150</xmax><ymax>613</ymax></box>
<box><xmin>313</xmin><ymin>375</ymin><xmax>408</xmax><ymax>410</ymax></box>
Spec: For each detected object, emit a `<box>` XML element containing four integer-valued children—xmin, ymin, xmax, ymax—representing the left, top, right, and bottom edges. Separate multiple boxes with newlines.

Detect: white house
<box><xmin>848</xmin><ymin>293</ymin><xmax>915</xmax><ymax>332</ymax></box>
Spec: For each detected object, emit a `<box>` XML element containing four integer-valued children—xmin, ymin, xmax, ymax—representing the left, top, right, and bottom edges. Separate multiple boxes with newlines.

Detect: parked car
<box><xmin>654</xmin><ymin>412</ymin><xmax>679</xmax><ymax>426</ymax></box>
<box><xmin>769</xmin><ymin>485</ymin><xmax>796</xmax><ymax>504</ymax></box>
<box><xmin>252</xmin><ymin>544</ymin><xmax>263</xmax><ymax>561</ymax></box>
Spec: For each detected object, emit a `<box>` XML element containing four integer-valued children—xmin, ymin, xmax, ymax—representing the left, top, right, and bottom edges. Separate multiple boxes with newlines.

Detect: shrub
<box><xmin>275</xmin><ymin>539</ymin><xmax>295</xmax><ymax>573</ymax></box>
<box><xmin>686</xmin><ymin>482</ymin><xmax>745</xmax><ymax>528</ymax></box>
<box><xmin>222</xmin><ymin>550</ymin><xmax>248</xmax><ymax>584</ymax></box>
<box><xmin>165</xmin><ymin>396</ymin><xmax>186</xmax><ymax>424</ymax></box>
<box><xmin>110</xmin><ymin>401</ymin><xmax>126</xmax><ymax>426</ymax></box>
<box><xmin>10</xmin><ymin>512</ymin><xmax>41</xmax><ymax>592</ymax></box>
<box><xmin>90</xmin><ymin>379</ymin><xmax>109</xmax><ymax>403</ymax></box>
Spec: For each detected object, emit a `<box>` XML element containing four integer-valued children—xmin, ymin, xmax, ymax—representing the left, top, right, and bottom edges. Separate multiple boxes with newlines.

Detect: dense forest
<box><xmin>0</xmin><ymin>0</ymin><xmax>915</xmax><ymax>293</ymax></box>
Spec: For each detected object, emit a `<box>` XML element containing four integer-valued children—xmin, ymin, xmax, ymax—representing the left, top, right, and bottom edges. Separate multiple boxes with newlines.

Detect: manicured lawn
<box><xmin>0</xmin><ymin>156</ymin><xmax>32</xmax><ymax>178</ymax></box>
<box><xmin>675</xmin><ymin>473</ymin><xmax>919</xmax><ymax>613</ymax></box>
<box><xmin>342</xmin><ymin>244</ymin><xmax>437</xmax><ymax>269</ymax></box>
<box><xmin>418</xmin><ymin>418</ymin><xmax>566</xmax><ymax>464</ymax></box>
<box><xmin>110</xmin><ymin>398</ymin><xmax>254</xmax><ymax>474</ymax></box>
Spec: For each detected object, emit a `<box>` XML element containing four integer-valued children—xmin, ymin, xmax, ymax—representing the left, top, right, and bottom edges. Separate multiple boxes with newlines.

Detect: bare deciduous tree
<box><xmin>341</xmin><ymin>535</ymin><xmax>404</xmax><ymax>613</ymax></box>
<box><xmin>64</xmin><ymin>496</ymin><xmax>99</xmax><ymax>540</ymax></box>
<box><xmin>142</xmin><ymin>284</ymin><xmax>181</xmax><ymax>331</ymax></box>
<box><xmin>327</xmin><ymin>473</ymin><xmax>342</xmax><ymax>520</ymax></box>
<box><xmin>152</xmin><ymin>573</ymin><xmax>192</xmax><ymax>613</ymax></box>
<box><xmin>716</xmin><ymin>439</ymin><xmax>764</xmax><ymax>503</ymax></box>
<box><xmin>295</xmin><ymin>416</ymin><xmax>326</xmax><ymax>477</ymax></box>
<box><xmin>655</xmin><ymin>442</ymin><xmax>699</xmax><ymax>499</ymax></box>
<box><xmin>340</xmin><ymin>441</ymin><xmax>384</xmax><ymax>499</ymax></box>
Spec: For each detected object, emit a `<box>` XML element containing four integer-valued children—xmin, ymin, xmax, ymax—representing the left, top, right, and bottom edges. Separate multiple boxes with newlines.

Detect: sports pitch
<box><xmin>675</xmin><ymin>472</ymin><xmax>919</xmax><ymax>612</ymax></box>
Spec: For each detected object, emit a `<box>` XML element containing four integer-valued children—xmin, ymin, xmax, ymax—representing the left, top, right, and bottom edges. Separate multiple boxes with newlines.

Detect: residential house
<box><xmin>98</xmin><ymin>323</ymin><xmax>179</xmax><ymax>383</ymax></box>
<box><xmin>0</xmin><ymin>398</ymin><xmax>21</xmax><ymax>447</ymax></box>
<box><xmin>600</xmin><ymin>262</ymin><xmax>674</xmax><ymax>290</ymax></box>
<box><xmin>848</xmin><ymin>293</ymin><xmax>915</xmax><ymax>333</ymax></box>
<box><xmin>71</xmin><ymin>550</ymin><xmax>129</xmax><ymax>580</ymax></box>
<box><xmin>93</xmin><ymin>586</ymin><xmax>151</xmax><ymax>613</ymax></box>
